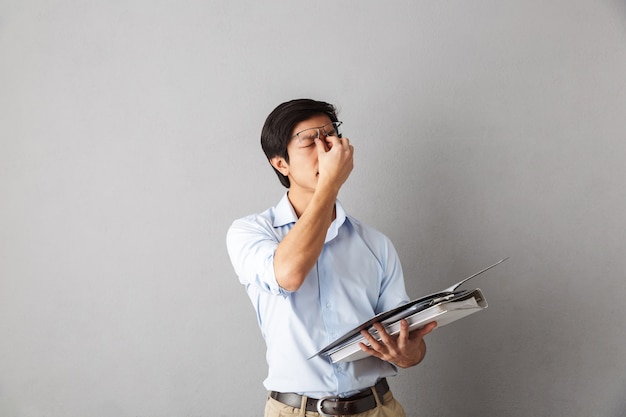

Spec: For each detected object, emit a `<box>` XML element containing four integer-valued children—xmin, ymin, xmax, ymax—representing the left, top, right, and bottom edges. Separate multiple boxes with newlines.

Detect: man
<box><xmin>227</xmin><ymin>99</ymin><xmax>436</xmax><ymax>417</ymax></box>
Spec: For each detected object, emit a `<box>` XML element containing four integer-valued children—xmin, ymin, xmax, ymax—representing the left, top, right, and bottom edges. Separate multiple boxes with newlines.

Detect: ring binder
<box><xmin>311</xmin><ymin>258</ymin><xmax>508</xmax><ymax>363</ymax></box>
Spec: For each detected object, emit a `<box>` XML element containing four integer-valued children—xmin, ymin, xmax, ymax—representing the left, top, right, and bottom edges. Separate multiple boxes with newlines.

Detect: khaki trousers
<box><xmin>264</xmin><ymin>389</ymin><xmax>406</xmax><ymax>417</ymax></box>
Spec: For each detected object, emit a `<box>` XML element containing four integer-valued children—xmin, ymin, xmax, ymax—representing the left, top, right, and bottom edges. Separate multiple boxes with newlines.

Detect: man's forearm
<box><xmin>273</xmin><ymin>188</ymin><xmax>337</xmax><ymax>292</ymax></box>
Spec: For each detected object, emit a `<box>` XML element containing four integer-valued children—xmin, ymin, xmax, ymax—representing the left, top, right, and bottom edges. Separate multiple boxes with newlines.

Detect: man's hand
<box><xmin>315</xmin><ymin>135</ymin><xmax>353</xmax><ymax>193</ymax></box>
<box><xmin>359</xmin><ymin>320</ymin><xmax>437</xmax><ymax>368</ymax></box>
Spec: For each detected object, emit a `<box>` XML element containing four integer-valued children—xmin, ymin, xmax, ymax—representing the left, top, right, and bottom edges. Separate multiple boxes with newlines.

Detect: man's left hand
<box><xmin>359</xmin><ymin>320</ymin><xmax>437</xmax><ymax>368</ymax></box>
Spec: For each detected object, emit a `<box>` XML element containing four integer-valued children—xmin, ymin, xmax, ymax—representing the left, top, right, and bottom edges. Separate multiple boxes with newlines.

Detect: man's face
<box><xmin>277</xmin><ymin>114</ymin><xmax>334</xmax><ymax>195</ymax></box>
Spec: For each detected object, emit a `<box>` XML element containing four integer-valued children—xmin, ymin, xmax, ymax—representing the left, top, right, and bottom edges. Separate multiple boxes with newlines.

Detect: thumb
<box><xmin>416</xmin><ymin>321</ymin><xmax>437</xmax><ymax>338</ymax></box>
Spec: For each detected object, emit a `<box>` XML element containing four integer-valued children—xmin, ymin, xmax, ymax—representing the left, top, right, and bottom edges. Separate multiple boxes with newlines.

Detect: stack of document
<box><xmin>312</xmin><ymin>258</ymin><xmax>507</xmax><ymax>363</ymax></box>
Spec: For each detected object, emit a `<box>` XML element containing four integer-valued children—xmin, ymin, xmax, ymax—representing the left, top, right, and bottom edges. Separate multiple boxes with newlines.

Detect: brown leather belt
<box><xmin>269</xmin><ymin>378</ymin><xmax>389</xmax><ymax>416</ymax></box>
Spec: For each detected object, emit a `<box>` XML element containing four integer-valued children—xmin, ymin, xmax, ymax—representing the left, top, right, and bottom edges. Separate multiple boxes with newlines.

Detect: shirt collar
<box><xmin>273</xmin><ymin>193</ymin><xmax>299</xmax><ymax>227</ymax></box>
<box><xmin>273</xmin><ymin>193</ymin><xmax>348</xmax><ymax>242</ymax></box>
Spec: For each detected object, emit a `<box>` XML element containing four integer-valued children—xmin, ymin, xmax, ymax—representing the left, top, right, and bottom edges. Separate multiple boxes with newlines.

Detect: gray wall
<box><xmin>1</xmin><ymin>1</ymin><xmax>625</xmax><ymax>416</ymax></box>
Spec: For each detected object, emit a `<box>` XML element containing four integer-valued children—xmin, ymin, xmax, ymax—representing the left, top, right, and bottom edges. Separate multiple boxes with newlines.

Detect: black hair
<box><xmin>261</xmin><ymin>98</ymin><xmax>339</xmax><ymax>188</ymax></box>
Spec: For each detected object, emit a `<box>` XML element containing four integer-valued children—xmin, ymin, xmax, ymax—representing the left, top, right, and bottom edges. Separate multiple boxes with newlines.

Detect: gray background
<box><xmin>1</xmin><ymin>1</ymin><xmax>625</xmax><ymax>416</ymax></box>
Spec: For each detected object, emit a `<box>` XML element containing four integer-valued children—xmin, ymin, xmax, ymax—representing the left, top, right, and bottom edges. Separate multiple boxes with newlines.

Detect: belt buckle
<box><xmin>316</xmin><ymin>396</ymin><xmax>338</xmax><ymax>417</ymax></box>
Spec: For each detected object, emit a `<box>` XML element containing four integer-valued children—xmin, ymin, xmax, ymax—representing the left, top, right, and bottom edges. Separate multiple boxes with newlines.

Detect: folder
<box><xmin>312</xmin><ymin>258</ymin><xmax>507</xmax><ymax>363</ymax></box>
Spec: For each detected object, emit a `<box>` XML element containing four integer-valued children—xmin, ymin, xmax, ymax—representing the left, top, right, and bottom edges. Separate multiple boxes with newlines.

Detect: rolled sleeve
<box><xmin>226</xmin><ymin>216</ymin><xmax>289</xmax><ymax>297</ymax></box>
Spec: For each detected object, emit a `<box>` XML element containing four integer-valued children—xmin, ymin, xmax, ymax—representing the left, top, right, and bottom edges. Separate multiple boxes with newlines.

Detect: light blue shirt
<box><xmin>226</xmin><ymin>193</ymin><xmax>410</xmax><ymax>397</ymax></box>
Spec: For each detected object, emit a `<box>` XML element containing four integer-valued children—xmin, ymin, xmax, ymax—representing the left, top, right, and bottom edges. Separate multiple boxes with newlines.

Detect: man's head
<box><xmin>261</xmin><ymin>99</ymin><xmax>339</xmax><ymax>188</ymax></box>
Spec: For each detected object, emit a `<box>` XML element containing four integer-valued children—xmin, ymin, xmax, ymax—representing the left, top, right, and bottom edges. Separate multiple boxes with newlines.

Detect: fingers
<box><xmin>362</xmin><ymin>320</ymin><xmax>436</xmax><ymax>345</ymax></box>
<box><xmin>359</xmin><ymin>322</ymin><xmax>395</xmax><ymax>361</ymax></box>
<box><xmin>314</xmin><ymin>135</ymin><xmax>330</xmax><ymax>153</ymax></box>
<box><xmin>315</xmin><ymin>136</ymin><xmax>354</xmax><ymax>188</ymax></box>
<box><xmin>396</xmin><ymin>319</ymin><xmax>410</xmax><ymax>350</ymax></box>
<box><xmin>359</xmin><ymin>329</ymin><xmax>386</xmax><ymax>360</ymax></box>
<box><xmin>364</xmin><ymin>323</ymin><xmax>387</xmax><ymax>347</ymax></box>
<box><xmin>374</xmin><ymin>322</ymin><xmax>395</xmax><ymax>346</ymax></box>
<box><xmin>411</xmin><ymin>321</ymin><xmax>437</xmax><ymax>340</ymax></box>
<box><xmin>338</xmin><ymin>137</ymin><xmax>353</xmax><ymax>152</ymax></box>
<box><xmin>359</xmin><ymin>322</ymin><xmax>400</xmax><ymax>351</ymax></box>
<box><xmin>317</xmin><ymin>135</ymin><xmax>352</xmax><ymax>151</ymax></box>
<box><xmin>358</xmin><ymin>320</ymin><xmax>437</xmax><ymax>366</ymax></box>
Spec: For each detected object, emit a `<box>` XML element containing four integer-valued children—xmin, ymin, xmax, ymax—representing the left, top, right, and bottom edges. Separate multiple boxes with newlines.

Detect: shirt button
<box><xmin>326</xmin><ymin>303</ymin><xmax>332</xmax><ymax>309</ymax></box>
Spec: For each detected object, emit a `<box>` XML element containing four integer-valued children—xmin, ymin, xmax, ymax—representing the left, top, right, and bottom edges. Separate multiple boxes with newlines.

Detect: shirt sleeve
<box><xmin>348</xmin><ymin>216</ymin><xmax>410</xmax><ymax>313</ymax></box>
<box><xmin>226</xmin><ymin>215</ymin><xmax>289</xmax><ymax>297</ymax></box>
<box><xmin>375</xmin><ymin>234</ymin><xmax>410</xmax><ymax>313</ymax></box>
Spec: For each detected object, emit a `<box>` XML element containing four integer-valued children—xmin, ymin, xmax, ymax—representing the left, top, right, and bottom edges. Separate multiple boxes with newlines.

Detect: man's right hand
<box><xmin>315</xmin><ymin>135</ymin><xmax>354</xmax><ymax>193</ymax></box>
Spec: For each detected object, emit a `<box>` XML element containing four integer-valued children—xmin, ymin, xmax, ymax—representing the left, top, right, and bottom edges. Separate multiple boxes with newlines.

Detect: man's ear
<box><xmin>270</xmin><ymin>156</ymin><xmax>289</xmax><ymax>177</ymax></box>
